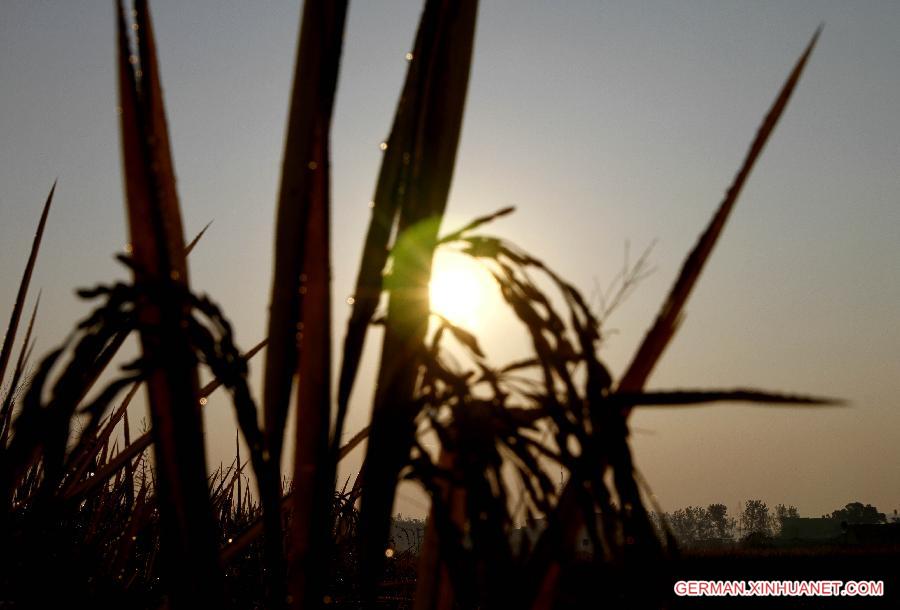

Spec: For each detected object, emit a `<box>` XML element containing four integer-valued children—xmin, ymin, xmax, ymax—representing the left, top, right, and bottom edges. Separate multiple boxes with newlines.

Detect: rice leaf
<box><xmin>116</xmin><ymin>1</ymin><xmax>223</xmax><ymax>603</ymax></box>
<box><xmin>0</xmin><ymin>294</ymin><xmax>40</xmax><ymax>445</ymax></box>
<box><xmin>258</xmin><ymin>0</ymin><xmax>348</xmax><ymax>607</ymax></box>
<box><xmin>0</xmin><ymin>183</ymin><xmax>54</xmax><ymax>390</ymax></box>
<box><xmin>617</xmin><ymin>27</ymin><xmax>821</xmax><ymax>394</ymax></box>
<box><xmin>437</xmin><ymin>205</ymin><xmax>515</xmax><ymax>244</ymax></box>
<box><xmin>358</xmin><ymin>0</ymin><xmax>479</xmax><ymax>602</ymax></box>
<box><xmin>617</xmin><ymin>388</ymin><xmax>841</xmax><ymax>408</ymax></box>
<box><xmin>286</xmin><ymin>0</ymin><xmax>347</xmax><ymax>603</ymax></box>
<box><xmin>184</xmin><ymin>220</ymin><xmax>213</xmax><ymax>256</ymax></box>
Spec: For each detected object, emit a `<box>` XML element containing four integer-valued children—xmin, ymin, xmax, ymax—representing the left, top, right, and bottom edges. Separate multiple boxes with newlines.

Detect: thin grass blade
<box><xmin>0</xmin><ymin>294</ymin><xmax>40</xmax><ymax>445</ymax></box>
<box><xmin>184</xmin><ymin>220</ymin><xmax>213</xmax><ymax>256</ymax></box>
<box><xmin>0</xmin><ymin>184</ymin><xmax>54</xmax><ymax>389</ymax></box>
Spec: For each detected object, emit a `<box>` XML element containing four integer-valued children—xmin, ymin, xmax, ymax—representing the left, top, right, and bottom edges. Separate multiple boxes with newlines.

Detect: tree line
<box><xmin>650</xmin><ymin>501</ymin><xmax>888</xmax><ymax>546</ymax></box>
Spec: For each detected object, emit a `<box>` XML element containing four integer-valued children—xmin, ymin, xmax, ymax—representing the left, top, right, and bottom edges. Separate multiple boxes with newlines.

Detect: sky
<box><xmin>1</xmin><ymin>1</ymin><xmax>899</xmax><ymax>521</ymax></box>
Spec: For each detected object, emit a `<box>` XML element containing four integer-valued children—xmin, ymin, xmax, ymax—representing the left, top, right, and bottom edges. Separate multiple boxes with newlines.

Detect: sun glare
<box><xmin>429</xmin><ymin>252</ymin><xmax>494</xmax><ymax>329</ymax></box>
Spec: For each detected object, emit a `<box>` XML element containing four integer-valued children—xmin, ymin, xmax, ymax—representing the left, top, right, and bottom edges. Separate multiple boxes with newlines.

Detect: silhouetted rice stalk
<box><xmin>260</xmin><ymin>0</ymin><xmax>348</xmax><ymax>607</ymax></box>
<box><xmin>524</xmin><ymin>27</ymin><xmax>822</xmax><ymax>610</ymax></box>
<box><xmin>115</xmin><ymin>0</ymin><xmax>223</xmax><ymax>605</ymax></box>
<box><xmin>357</xmin><ymin>2</ymin><xmax>479</xmax><ymax>605</ymax></box>
<box><xmin>61</xmin><ymin>338</ymin><xmax>266</xmax><ymax>502</ymax></box>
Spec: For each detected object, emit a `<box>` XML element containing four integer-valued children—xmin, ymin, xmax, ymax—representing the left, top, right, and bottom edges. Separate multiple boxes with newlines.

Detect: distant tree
<box><xmin>739</xmin><ymin>499</ymin><xmax>772</xmax><ymax>539</ymax></box>
<box><xmin>666</xmin><ymin>506</ymin><xmax>713</xmax><ymax>545</ymax></box>
<box><xmin>707</xmin><ymin>503</ymin><xmax>735</xmax><ymax>539</ymax></box>
<box><xmin>659</xmin><ymin>505</ymin><xmax>738</xmax><ymax>546</ymax></box>
<box><xmin>825</xmin><ymin>502</ymin><xmax>886</xmax><ymax>524</ymax></box>
<box><xmin>667</xmin><ymin>508</ymin><xmax>694</xmax><ymax>544</ymax></box>
<box><xmin>693</xmin><ymin>506</ymin><xmax>714</xmax><ymax>540</ymax></box>
<box><xmin>773</xmin><ymin>503</ymin><xmax>799</xmax><ymax>534</ymax></box>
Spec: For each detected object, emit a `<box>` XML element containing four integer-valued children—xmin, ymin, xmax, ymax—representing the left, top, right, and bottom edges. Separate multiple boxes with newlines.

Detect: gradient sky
<box><xmin>2</xmin><ymin>1</ymin><xmax>899</xmax><ymax>521</ymax></box>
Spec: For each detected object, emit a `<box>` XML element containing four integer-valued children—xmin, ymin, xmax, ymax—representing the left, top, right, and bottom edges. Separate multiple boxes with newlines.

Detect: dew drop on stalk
<box><xmin>405</xmin><ymin>52</ymin><xmax>413</xmax><ymax>61</ymax></box>
<box><xmin>307</xmin><ymin>161</ymin><xmax>318</xmax><ymax>170</ymax></box>
<box><xmin>368</xmin><ymin>200</ymin><xmax>375</xmax><ymax>209</ymax></box>
<box><xmin>379</xmin><ymin>141</ymin><xmax>388</xmax><ymax>151</ymax></box>
<box><xmin>199</xmin><ymin>397</ymin><xmax>208</xmax><ymax>406</ymax></box>
<box><xmin>346</xmin><ymin>296</ymin><xmax>355</xmax><ymax>305</ymax></box>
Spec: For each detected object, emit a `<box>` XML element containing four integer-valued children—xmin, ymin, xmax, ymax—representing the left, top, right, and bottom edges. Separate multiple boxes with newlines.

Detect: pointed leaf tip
<box><xmin>617</xmin><ymin>30</ymin><xmax>821</xmax><ymax>395</ymax></box>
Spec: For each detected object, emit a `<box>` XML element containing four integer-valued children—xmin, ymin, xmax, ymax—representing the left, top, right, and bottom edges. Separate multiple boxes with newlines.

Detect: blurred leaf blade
<box><xmin>617</xmin><ymin>388</ymin><xmax>842</xmax><ymax>408</ymax></box>
<box><xmin>358</xmin><ymin>0</ymin><xmax>479</xmax><ymax>603</ymax></box>
<box><xmin>259</xmin><ymin>1</ymin><xmax>348</xmax><ymax>607</ymax></box>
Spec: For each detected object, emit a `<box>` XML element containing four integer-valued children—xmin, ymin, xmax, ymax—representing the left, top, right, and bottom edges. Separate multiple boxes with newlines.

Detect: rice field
<box><xmin>2</xmin><ymin>2</ymin><xmax>884</xmax><ymax>609</ymax></box>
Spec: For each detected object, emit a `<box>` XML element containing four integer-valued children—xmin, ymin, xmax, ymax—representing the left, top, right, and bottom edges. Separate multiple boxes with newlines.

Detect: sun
<box><xmin>429</xmin><ymin>251</ymin><xmax>494</xmax><ymax>329</ymax></box>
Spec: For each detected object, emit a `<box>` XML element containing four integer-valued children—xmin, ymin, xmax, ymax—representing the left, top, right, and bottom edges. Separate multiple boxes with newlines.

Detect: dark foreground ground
<box><xmin>371</xmin><ymin>546</ymin><xmax>899</xmax><ymax>609</ymax></box>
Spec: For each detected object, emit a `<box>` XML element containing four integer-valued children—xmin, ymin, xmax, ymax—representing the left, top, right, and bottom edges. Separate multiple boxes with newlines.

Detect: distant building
<box><xmin>843</xmin><ymin>523</ymin><xmax>900</xmax><ymax>546</ymax></box>
<box><xmin>778</xmin><ymin>517</ymin><xmax>842</xmax><ymax>544</ymax></box>
<box><xmin>778</xmin><ymin>517</ymin><xmax>900</xmax><ymax>547</ymax></box>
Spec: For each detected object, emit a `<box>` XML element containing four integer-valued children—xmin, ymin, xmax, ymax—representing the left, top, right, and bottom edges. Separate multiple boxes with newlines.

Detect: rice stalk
<box><xmin>357</xmin><ymin>1</ymin><xmax>479</xmax><ymax>603</ymax></box>
<box><xmin>115</xmin><ymin>1</ymin><xmax>223</xmax><ymax>604</ymax></box>
<box><xmin>524</xmin><ymin>27</ymin><xmax>822</xmax><ymax>610</ymax></box>
<box><xmin>259</xmin><ymin>0</ymin><xmax>348</xmax><ymax>607</ymax></box>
